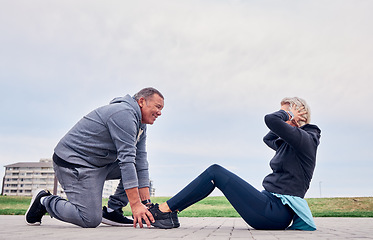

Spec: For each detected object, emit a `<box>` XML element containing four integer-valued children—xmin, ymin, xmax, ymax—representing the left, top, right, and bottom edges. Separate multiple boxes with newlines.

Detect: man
<box><xmin>25</xmin><ymin>87</ymin><xmax>174</xmax><ymax>228</ymax></box>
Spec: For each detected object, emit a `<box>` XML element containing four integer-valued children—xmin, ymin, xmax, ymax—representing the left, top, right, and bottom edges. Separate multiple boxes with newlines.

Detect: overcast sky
<box><xmin>1</xmin><ymin>0</ymin><xmax>372</xmax><ymax>198</ymax></box>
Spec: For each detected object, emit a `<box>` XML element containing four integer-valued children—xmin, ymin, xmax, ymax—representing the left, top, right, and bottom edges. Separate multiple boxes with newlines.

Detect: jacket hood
<box><xmin>302</xmin><ymin>124</ymin><xmax>321</xmax><ymax>135</ymax></box>
<box><xmin>302</xmin><ymin>124</ymin><xmax>321</xmax><ymax>144</ymax></box>
<box><xmin>110</xmin><ymin>94</ymin><xmax>136</xmax><ymax>105</ymax></box>
<box><xmin>109</xmin><ymin>94</ymin><xmax>143</xmax><ymax>123</ymax></box>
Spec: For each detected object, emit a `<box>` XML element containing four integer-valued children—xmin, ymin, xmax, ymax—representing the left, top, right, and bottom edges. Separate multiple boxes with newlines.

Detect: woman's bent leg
<box><xmin>167</xmin><ymin>164</ymin><xmax>294</xmax><ymax>230</ymax></box>
<box><xmin>166</xmin><ymin>166</ymin><xmax>216</xmax><ymax>212</ymax></box>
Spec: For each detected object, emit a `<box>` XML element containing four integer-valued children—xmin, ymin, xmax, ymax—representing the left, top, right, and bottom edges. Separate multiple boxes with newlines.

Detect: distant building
<box><xmin>149</xmin><ymin>180</ymin><xmax>155</xmax><ymax>197</ymax></box>
<box><xmin>1</xmin><ymin>159</ymin><xmax>155</xmax><ymax>198</ymax></box>
<box><xmin>1</xmin><ymin>159</ymin><xmax>118</xmax><ymax>198</ymax></box>
<box><xmin>102</xmin><ymin>179</ymin><xmax>120</xmax><ymax>198</ymax></box>
<box><xmin>2</xmin><ymin>159</ymin><xmax>60</xmax><ymax>196</ymax></box>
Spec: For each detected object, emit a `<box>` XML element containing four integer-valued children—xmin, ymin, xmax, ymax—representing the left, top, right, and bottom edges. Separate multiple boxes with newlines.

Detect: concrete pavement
<box><xmin>0</xmin><ymin>215</ymin><xmax>372</xmax><ymax>240</ymax></box>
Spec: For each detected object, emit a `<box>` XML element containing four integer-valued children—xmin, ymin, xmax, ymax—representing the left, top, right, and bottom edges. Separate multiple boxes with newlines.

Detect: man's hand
<box><xmin>130</xmin><ymin>201</ymin><xmax>155</xmax><ymax>228</ymax></box>
<box><xmin>125</xmin><ymin>187</ymin><xmax>155</xmax><ymax>228</ymax></box>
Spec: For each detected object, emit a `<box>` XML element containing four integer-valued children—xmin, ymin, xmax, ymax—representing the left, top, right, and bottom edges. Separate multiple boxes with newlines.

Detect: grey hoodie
<box><xmin>54</xmin><ymin>94</ymin><xmax>149</xmax><ymax>190</ymax></box>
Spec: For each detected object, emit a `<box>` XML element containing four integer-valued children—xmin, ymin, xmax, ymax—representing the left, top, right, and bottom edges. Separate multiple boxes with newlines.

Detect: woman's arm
<box><xmin>263</xmin><ymin>131</ymin><xmax>279</xmax><ymax>150</ymax></box>
<box><xmin>264</xmin><ymin>110</ymin><xmax>310</xmax><ymax>150</ymax></box>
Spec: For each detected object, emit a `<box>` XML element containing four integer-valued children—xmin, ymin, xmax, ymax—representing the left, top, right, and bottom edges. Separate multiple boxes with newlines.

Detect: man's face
<box><xmin>138</xmin><ymin>94</ymin><xmax>164</xmax><ymax>125</ymax></box>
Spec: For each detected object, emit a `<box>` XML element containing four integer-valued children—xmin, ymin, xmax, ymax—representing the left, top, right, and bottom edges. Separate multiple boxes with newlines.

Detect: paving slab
<box><xmin>0</xmin><ymin>215</ymin><xmax>372</xmax><ymax>240</ymax></box>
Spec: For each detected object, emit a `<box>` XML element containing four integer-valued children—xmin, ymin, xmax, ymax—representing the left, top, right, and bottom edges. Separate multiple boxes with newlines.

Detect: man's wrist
<box><xmin>141</xmin><ymin>199</ymin><xmax>152</xmax><ymax>207</ymax></box>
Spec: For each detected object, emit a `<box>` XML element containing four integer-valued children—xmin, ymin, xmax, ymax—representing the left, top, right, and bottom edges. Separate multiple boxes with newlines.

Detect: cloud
<box><xmin>2</xmin><ymin>1</ymin><xmax>372</xmax><ymax>117</ymax></box>
<box><xmin>1</xmin><ymin>0</ymin><xmax>372</xmax><ymax>197</ymax></box>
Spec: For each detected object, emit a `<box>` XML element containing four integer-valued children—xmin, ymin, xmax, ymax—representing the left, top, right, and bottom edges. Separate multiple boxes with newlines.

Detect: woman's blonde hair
<box><xmin>281</xmin><ymin>97</ymin><xmax>311</xmax><ymax>127</ymax></box>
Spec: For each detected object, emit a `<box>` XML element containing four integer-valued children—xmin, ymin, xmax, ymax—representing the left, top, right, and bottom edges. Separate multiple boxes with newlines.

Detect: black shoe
<box><xmin>148</xmin><ymin>203</ymin><xmax>173</xmax><ymax>229</ymax></box>
<box><xmin>25</xmin><ymin>189</ymin><xmax>51</xmax><ymax>225</ymax></box>
<box><xmin>171</xmin><ymin>211</ymin><xmax>180</xmax><ymax>228</ymax></box>
<box><xmin>102</xmin><ymin>206</ymin><xmax>134</xmax><ymax>226</ymax></box>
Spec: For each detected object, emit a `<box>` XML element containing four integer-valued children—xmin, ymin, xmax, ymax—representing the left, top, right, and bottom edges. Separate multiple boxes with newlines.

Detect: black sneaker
<box><xmin>147</xmin><ymin>203</ymin><xmax>173</xmax><ymax>229</ymax></box>
<box><xmin>102</xmin><ymin>206</ymin><xmax>134</xmax><ymax>226</ymax></box>
<box><xmin>171</xmin><ymin>211</ymin><xmax>180</xmax><ymax>228</ymax></box>
<box><xmin>25</xmin><ymin>189</ymin><xmax>51</xmax><ymax>225</ymax></box>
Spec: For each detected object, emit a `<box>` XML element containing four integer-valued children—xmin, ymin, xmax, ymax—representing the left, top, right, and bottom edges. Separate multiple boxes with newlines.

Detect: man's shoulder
<box><xmin>95</xmin><ymin>102</ymin><xmax>137</xmax><ymax>119</ymax></box>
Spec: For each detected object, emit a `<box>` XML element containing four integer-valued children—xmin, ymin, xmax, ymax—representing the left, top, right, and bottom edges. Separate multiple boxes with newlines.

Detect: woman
<box><xmin>150</xmin><ymin>97</ymin><xmax>321</xmax><ymax>230</ymax></box>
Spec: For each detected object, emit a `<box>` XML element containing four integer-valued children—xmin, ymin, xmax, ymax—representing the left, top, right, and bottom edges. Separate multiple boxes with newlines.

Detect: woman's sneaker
<box><xmin>171</xmin><ymin>211</ymin><xmax>180</xmax><ymax>228</ymax></box>
<box><xmin>102</xmin><ymin>206</ymin><xmax>134</xmax><ymax>226</ymax></box>
<box><xmin>25</xmin><ymin>189</ymin><xmax>51</xmax><ymax>225</ymax></box>
<box><xmin>148</xmin><ymin>203</ymin><xmax>174</xmax><ymax>229</ymax></box>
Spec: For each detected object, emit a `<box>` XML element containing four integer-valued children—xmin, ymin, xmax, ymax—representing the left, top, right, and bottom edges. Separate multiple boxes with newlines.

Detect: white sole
<box><xmin>101</xmin><ymin>217</ymin><xmax>133</xmax><ymax>227</ymax></box>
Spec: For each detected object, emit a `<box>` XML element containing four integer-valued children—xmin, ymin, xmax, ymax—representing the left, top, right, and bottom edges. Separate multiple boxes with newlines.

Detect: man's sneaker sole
<box><xmin>102</xmin><ymin>217</ymin><xmax>133</xmax><ymax>227</ymax></box>
<box><xmin>101</xmin><ymin>206</ymin><xmax>133</xmax><ymax>226</ymax></box>
<box><xmin>25</xmin><ymin>189</ymin><xmax>50</xmax><ymax>226</ymax></box>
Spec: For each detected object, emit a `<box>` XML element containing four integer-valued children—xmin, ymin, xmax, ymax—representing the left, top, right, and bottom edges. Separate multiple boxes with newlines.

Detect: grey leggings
<box><xmin>43</xmin><ymin>154</ymin><xmax>128</xmax><ymax>228</ymax></box>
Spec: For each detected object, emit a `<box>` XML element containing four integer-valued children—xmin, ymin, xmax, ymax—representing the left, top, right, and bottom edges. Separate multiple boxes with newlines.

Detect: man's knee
<box><xmin>81</xmin><ymin>216</ymin><xmax>102</xmax><ymax>228</ymax></box>
<box><xmin>77</xmin><ymin>209</ymin><xmax>102</xmax><ymax>228</ymax></box>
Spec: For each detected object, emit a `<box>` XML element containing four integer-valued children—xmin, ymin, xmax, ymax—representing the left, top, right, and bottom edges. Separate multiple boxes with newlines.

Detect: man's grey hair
<box><xmin>133</xmin><ymin>87</ymin><xmax>164</xmax><ymax>101</ymax></box>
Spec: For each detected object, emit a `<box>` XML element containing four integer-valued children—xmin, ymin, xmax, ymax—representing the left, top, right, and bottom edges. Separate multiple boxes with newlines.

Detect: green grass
<box><xmin>307</xmin><ymin>197</ymin><xmax>373</xmax><ymax>217</ymax></box>
<box><xmin>0</xmin><ymin>196</ymin><xmax>31</xmax><ymax>215</ymax></box>
<box><xmin>1</xmin><ymin>195</ymin><xmax>372</xmax><ymax>217</ymax></box>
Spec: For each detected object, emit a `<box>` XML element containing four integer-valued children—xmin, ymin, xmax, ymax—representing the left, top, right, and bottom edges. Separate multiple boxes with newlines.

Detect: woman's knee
<box><xmin>207</xmin><ymin>164</ymin><xmax>224</xmax><ymax>173</ymax></box>
<box><xmin>207</xmin><ymin>164</ymin><xmax>232</xmax><ymax>177</ymax></box>
<box><xmin>206</xmin><ymin>164</ymin><xmax>230</xmax><ymax>183</ymax></box>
